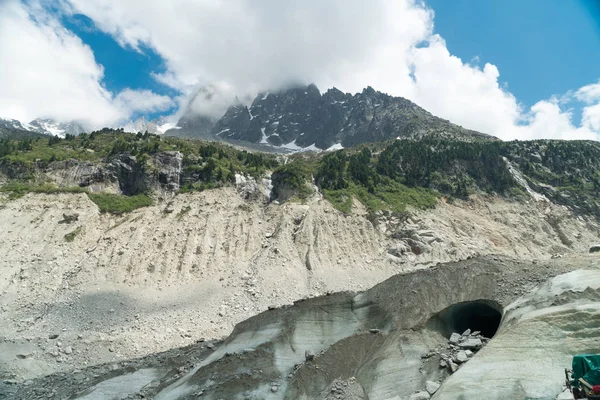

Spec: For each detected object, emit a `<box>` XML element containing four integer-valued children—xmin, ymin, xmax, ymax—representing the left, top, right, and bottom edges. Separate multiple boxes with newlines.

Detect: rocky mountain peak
<box><xmin>165</xmin><ymin>84</ymin><xmax>494</xmax><ymax>150</ymax></box>
<box><xmin>209</xmin><ymin>84</ymin><xmax>492</xmax><ymax>150</ymax></box>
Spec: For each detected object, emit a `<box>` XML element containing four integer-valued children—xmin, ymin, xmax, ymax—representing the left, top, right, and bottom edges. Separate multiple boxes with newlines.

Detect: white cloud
<box><xmin>60</xmin><ymin>0</ymin><xmax>600</xmax><ymax>141</ymax></box>
<box><xmin>575</xmin><ymin>81</ymin><xmax>600</xmax><ymax>104</ymax></box>
<box><xmin>113</xmin><ymin>89</ymin><xmax>174</xmax><ymax>115</ymax></box>
<box><xmin>62</xmin><ymin>0</ymin><xmax>432</xmax><ymax>99</ymax></box>
<box><xmin>2</xmin><ymin>0</ymin><xmax>599</xmax><ymax>140</ymax></box>
<box><xmin>405</xmin><ymin>34</ymin><xmax>600</xmax><ymax>141</ymax></box>
<box><xmin>582</xmin><ymin>103</ymin><xmax>600</xmax><ymax>132</ymax></box>
<box><xmin>0</xmin><ymin>0</ymin><xmax>174</xmax><ymax>129</ymax></box>
<box><xmin>513</xmin><ymin>99</ymin><xmax>597</xmax><ymax>141</ymax></box>
<box><xmin>406</xmin><ymin>34</ymin><xmax>522</xmax><ymax>138</ymax></box>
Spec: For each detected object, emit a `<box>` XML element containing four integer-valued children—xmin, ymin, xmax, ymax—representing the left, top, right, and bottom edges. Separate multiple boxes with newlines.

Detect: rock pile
<box><xmin>439</xmin><ymin>329</ymin><xmax>489</xmax><ymax>373</ymax></box>
<box><xmin>410</xmin><ymin>330</ymin><xmax>489</xmax><ymax>399</ymax></box>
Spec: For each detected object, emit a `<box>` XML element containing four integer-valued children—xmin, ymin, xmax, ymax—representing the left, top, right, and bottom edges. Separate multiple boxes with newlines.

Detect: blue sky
<box><xmin>427</xmin><ymin>0</ymin><xmax>600</xmax><ymax>121</ymax></box>
<box><xmin>61</xmin><ymin>14</ymin><xmax>178</xmax><ymax>120</ymax></box>
<box><xmin>1</xmin><ymin>0</ymin><xmax>599</xmax><ymax>139</ymax></box>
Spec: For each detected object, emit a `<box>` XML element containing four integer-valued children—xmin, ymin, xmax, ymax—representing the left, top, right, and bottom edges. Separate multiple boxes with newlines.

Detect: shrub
<box><xmin>87</xmin><ymin>193</ymin><xmax>153</xmax><ymax>214</ymax></box>
<box><xmin>64</xmin><ymin>227</ymin><xmax>82</xmax><ymax>242</ymax></box>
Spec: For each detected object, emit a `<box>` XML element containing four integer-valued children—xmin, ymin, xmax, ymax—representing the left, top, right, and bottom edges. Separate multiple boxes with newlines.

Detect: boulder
<box><xmin>590</xmin><ymin>245</ymin><xmax>600</xmax><ymax>253</ymax></box>
<box><xmin>449</xmin><ymin>332</ymin><xmax>461</xmax><ymax>344</ymax></box>
<box><xmin>305</xmin><ymin>350</ymin><xmax>315</xmax><ymax>362</ymax></box>
<box><xmin>459</xmin><ymin>338</ymin><xmax>483</xmax><ymax>349</ymax></box>
<box><xmin>62</xmin><ymin>213</ymin><xmax>79</xmax><ymax>223</ymax></box>
<box><xmin>456</xmin><ymin>350</ymin><xmax>468</xmax><ymax>363</ymax></box>
<box><xmin>425</xmin><ymin>381</ymin><xmax>440</xmax><ymax>395</ymax></box>
<box><xmin>409</xmin><ymin>391</ymin><xmax>431</xmax><ymax>400</ymax></box>
<box><xmin>447</xmin><ymin>360</ymin><xmax>459</xmax><ymax>373</ymax></box>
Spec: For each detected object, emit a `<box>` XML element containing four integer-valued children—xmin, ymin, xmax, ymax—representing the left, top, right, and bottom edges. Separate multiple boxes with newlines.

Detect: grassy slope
<box><xmin>2</xmin><ymin>130</ymin><xmax>600</xmax><ymax>216</ymax></box>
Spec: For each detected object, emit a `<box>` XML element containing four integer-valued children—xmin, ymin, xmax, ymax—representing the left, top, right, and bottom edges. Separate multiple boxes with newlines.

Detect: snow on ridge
<box><xmin>260</xmin><ymin>127</ymin><xmax>268</xmax><ymax>144</ymax></box>
<box><xmin>281</xmin><ymin>139</ymin><xmax>320</xmax><ymax>153</ymax></box>
<box><xmin>157</xmin><ymin>122</ymin><xmax>177</xmax><ymax>134</ymax></box>
<box><xmin>326</xmin><ymin>143</ymin><xmax>344</xmax><ymax>151</ymax></box>
<box><xmin>42</xmin><ymin>123</ymin><xmax>65</xmax><ymax>137</ymax></box>
<box><xmin>503</xmin><ymin>157</ymin><xmax>548</xmax><ymax>202</ymax></box>
<box><xmin>21</xmin><ymin>120</ymin><xmax>33</xmax><ymax>131</ymax></box>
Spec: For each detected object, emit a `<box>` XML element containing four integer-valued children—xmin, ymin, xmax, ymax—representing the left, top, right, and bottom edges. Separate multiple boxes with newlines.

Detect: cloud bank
<box><xmin>1</xmin><ymin>0</ymin><xmax>599</xmax><ymax>140</ymax></box>
<box><xmin>0</xmin><ymin>0</ymin><xmax>172</xmax><ymax>128</ymax></box>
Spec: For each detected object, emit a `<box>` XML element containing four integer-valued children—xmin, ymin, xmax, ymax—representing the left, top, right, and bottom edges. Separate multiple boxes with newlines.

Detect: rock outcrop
<box><xmin>29</xmin><ymin>151</ymin><xmax>184</xmax><ymax>196</ymax></box>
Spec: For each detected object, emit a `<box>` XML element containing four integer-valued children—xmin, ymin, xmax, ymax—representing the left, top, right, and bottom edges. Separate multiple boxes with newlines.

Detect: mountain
<box><xmin>0</xmin><ymin>117</ymin><xmax>86</xmax><ymax>138</ymax></box>
<box><xmin>0</xmin><ymin>118</ymin><xmax>47</xmax><ymax>139</ymax></box>
<box><xmin>0</xmin><ymin>117</ymin><xmax>29</xmax><ymax>132</ymax></box>
<box><xmin>163</xmin><ymin>86</ymin><xmax>222</xmax><ymax>139</ymax></box>
<box><xmin>166</xmin><ymin>113</ymin><xmax>216</xmax><ymax>139</ymax></box>
<box><xmin>27</xmin><ymin>118</ymin><xmax>86</xmax><ymax>137</ymax></box>
<box><xmin>122</xmin><ymin>116</ymin><xmax>177</xmax><ymax>135</ymax></box>
<box><xmin>167</xmin><ymin>84</ymin><xmax>495</xmax><ymax>150</ymax></box>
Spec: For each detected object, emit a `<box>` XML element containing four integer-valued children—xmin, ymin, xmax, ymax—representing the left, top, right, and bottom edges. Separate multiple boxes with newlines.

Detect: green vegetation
<box><xmin>87</xmin><ymin>193</ymin><xmax>153</xmax><ymax>214</ymax></box>
<box><xmin>64</xmin><ymin>227</ymin><xmax>82</xmax><ymax>242</ymax></box>
<box><xmin>0</xmin><ymin>128</ymin><xmax>277</xmax><ymax>178</ymax></box>
<box><xmin>271</xmin><ymin>158</ymin><xmax>316</xmax><ymax>200</ymax></box>
<box><xmin>0</xmin><ymin>181</ymin><xmax>152</xmax><ymax>214</ymax></box>
<box><xmin>278</xmin><ymin>138</ymin><xmax>600</xmax><ymax>215</ymax></box>
<box><xmin>3</xmin><ymin>127</ymin><xmax>600</xmax><ymax>216</ymax></box>
<box><xmin>376</xmin><ymin>139</ymin><xmax>515</xmax><ymax>196</ymax></box>
<box><xmin>0</xmin><ymin>128</ymin><xmax>279</xmax><ymax>202</ymax></box>
<box><xmin>176</xmin><ymin>205</ymin><xmax>192</xmax><ymax>220</ymax></box>
<box><xmin>0</xmin><ymin>182</ymin><xmax>86</xmax><ymax>200</ymax></box>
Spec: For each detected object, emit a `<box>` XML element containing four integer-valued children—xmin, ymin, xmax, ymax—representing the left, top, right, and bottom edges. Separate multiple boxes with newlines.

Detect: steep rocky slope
<box><xmin>3</xmin><ymin>131</ymin><xmax>600</xmax><ymax>399</ymax></box>
<box><xmin>166</xmin><ymin>85</ymin><xmax>493</xmax><ymax>148</ymax></box>
<box><xmin>5</xmin><ymin>253</ymin><xmax>600</xmax><ymax>399</ymax></box>
<box><xmin>1</xmin><ymin>176</ymin><xmax>599</xmax><ymax>389</ymax></box>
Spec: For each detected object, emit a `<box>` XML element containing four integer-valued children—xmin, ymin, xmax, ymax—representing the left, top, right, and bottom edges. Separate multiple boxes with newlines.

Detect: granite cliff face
<box><xmin>167</xmin><ymin>85</ymin><xmax>493</xmax><ymax>149</ymax></box>
<box><xmin>9</xmin><ymin>151</ymin><xmax>185</xmax><ymax>196</ymax></box>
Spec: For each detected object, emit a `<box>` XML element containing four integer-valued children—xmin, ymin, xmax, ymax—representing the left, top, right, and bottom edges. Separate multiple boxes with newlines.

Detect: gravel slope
<box><xmin>0</xmin><ymin>186</ymin><xmax>598</xmax><ymax>388</ymax></box>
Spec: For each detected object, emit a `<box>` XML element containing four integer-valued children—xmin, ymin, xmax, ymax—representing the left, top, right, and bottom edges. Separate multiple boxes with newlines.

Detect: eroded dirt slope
<box><xmin>0</xmin><ymin>187</ymin><xmax>598</xmax><ymax>386</ymax></box>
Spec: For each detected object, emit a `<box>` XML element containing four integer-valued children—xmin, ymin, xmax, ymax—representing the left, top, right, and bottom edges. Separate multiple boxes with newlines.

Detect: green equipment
<box><xmin>566</xmin><ymin>355</ymin><xmax>600</xmax><ymax>399</ymax></box>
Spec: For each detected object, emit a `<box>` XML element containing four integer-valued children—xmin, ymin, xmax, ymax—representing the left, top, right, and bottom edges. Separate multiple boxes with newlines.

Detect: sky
<box><xmin>0</xmin><ymin>0</ymin><xmax>599</xmax><ymax>141</ymax></box>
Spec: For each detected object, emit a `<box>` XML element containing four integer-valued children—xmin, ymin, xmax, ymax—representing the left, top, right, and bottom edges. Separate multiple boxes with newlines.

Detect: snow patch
<box><xmin>281</xmin><ymin>140</ymin><xmax>320</xmax><ymax>153</ymax></box>
<box><xmin>157</xmin><ymin>122</ymin><xmax>177</xmax><ymax>134</ymax></box>
<box><xmin>504</xmin><ymin>157</ymin><xmax>548</xmax><ymax>202</ymax></box>
<box><xmin>262</xmin><ymin>175</ymin><xmax>273</xmax><ymax>200</ymax></box>
<box><xmin>260</xmin><ymin>127</ymin><xmax>268</xmax><ymax>144</ymax></box>
<box><xmin>36</xmin><ymin>120</ymin><xmax>65</xmax><ymax>137</ymax></box>
<box><xmin>261</xmin><ymin>92</ymin><xmax>270</xmax><ymax>100</ymax></box>
<box><xmin>20</xmin><ymin>120</ymin><xmax>33</xmax><ymax>131</ymax></box>
<box><xmin>326</xmin><ymin>143</ymin><xmax>344</xmax><ymax>151</ymax></box>
<box><xmin>312</xmin><ymin>174</ymin><xmax>322</xmax><ymax>199</ymax></box>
